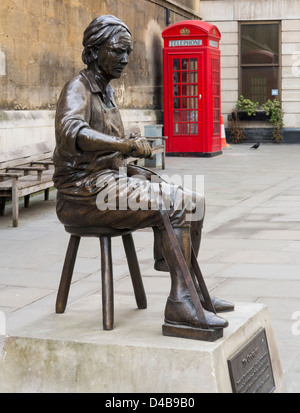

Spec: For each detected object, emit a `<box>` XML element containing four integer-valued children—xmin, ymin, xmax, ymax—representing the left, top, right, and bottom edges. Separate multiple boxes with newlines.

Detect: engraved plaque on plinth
<box><xmin>228</xmin><ymin>328</ymin><xmax>275</xmax><ymax>393</ymax></box>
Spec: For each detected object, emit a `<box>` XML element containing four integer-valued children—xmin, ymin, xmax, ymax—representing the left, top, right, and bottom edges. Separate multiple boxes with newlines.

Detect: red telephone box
<box><xmin>162</xmin><ymin>21</ymin><xmax>222</xmax><ymax>157</ymax></box>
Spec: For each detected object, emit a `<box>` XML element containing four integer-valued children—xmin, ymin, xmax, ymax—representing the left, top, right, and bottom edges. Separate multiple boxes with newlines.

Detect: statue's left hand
<box><xmin>130</xmin><ymin>137</ymin><xmax>152</xmax><ymax>158</ymax></box>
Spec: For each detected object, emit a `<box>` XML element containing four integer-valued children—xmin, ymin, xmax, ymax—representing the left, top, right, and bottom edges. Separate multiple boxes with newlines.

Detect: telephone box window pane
<box><xmin>213</xmin><ymin>84</ymin><xmax>219</xmax><ymax>96</ymax></box>
<box><xmin>173</xmin><ymin>85</ymin><xmax>180</xmax><ymax>96</ymax></box>
<box><xmin>190</xmin><ymin>72</ymin><xmax>198</xmax><ymax>83</ymax></box>
<box><xmin>213</xmin><ymin>122</ymin><xmax>220</xmax><ymax>135</ymax></box>
<box><xmin>190</xmin><ymin>111</ymin><xmax>198</xmax><ymax>122</ymax></box>
<box><xmin>182</xmin><ymin>72</ymin><xmax>189</xmax><ymax>83</ymax></box>
<box><xmin>190</xmin><ymin>98</ymin><xmax>198</xmax><ymax>109</ymax></box>
<box><xmin>182</xmin><ymin>59</ymin><xmax>189</xmax><ymax>70</ymax></box>
<box><xmin>173</xmin><ymin>72</ymin><xmax>180</xmax><ymax>83</ymax></box>
<box><xmin>182</xmin><ymin>85</ymin><xmax>190</xmax><ymax>96</ymax></box>
<box><xmin>190</xmin><ymin>124</ymin><xmax>198</xmax><ymax>134</ymax></box>
<box><xmin>173</xmin><ymin>98</ymin><xmax>180</xmax><ymax>109</ymax></box>
<box><xmin>190</xmin><ymin>59</ymin><xmax>197</xmax><ymax>70</ymax></box>
<box><xmin>242</xmin><ymin>66</ymin><xmax>279</xmax><ymax>103</ymax></box>
<box><xmin>182</xmin><ymin>111</ymin><xmax>190</xmax><ymax>122</ymax></box>
<box><xmin>173</xmin><ymin>59</ymin><xmax>180</xmax><ymax>70</ymax></box>
<box><xmin>241</xmin><ymin>24</ymin><xmax>279</xmax><ymax>65</ymax></box>
<box><xmin>182</xmin><ymin>124</ymin><xmax>190</xmax><ymax>135</ymax></box>
<box><xmin>190</xmin><ymin>85</ymin><xmax>198</xmax><ymax>96</ymax></box>
<box><xmin>214</xmin><ymin>97</ymin><xmax>219</xmax><ymax>108</ymax></box>
<box><xmin>174</xmin><ymin>123</ymin><xmax>181</xmax><ymax>135</ymax></box>
<box><xmin>182</xmin><ymin>98</ymin><xmax>189</xmax><ymax>109</ymax></box>
<box><xmin>174</xmin><ymin>111</ymin><xmax>181</xmax><ymax>122</ymax></box>
<box><xmin>213</xmin><ymin>109</ymin><xmax>220</xmax><ymax>121</ymax></box>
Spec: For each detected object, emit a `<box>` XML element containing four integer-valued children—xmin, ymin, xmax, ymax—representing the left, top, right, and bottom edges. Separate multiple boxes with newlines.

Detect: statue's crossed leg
<box><xmin>160</xmin><ymin>210</ymin><xmax>228</xmax><ymax>342</ymax></box>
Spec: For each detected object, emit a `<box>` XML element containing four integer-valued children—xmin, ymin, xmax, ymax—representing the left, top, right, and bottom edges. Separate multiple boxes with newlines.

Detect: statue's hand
<box><xmin>130</xmin><ymin>137</ymin><xmax>152</xmax><ymax>158</ymax></box>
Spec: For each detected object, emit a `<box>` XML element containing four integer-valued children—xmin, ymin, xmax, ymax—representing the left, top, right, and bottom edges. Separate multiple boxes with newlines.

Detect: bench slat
<box><xmin>0</xmin><ymin>141</ymin><xmax>55</xmax><ymax>226</ymax></box>
<box><xmin>0</xmin><ymin>171</ymin><xmax>53</xmax><ymax>190</ymax></box>
<box><xmin>0</xmin><ymin>153</ymin><xmax>53</xmax><ymax>172</ymax></box>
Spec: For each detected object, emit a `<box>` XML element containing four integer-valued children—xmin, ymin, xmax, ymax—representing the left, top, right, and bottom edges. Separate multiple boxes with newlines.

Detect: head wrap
<box><xmin>82</xmin><ymin>15</ymin><xmax>131</xmax><ymax>65</ymax></box>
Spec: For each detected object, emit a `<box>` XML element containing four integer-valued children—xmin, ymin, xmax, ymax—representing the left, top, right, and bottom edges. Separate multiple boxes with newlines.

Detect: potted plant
<box><xmin>236</xmin><ymin>95</ymin><xmax>273</xmax><ymax>121</ymax></box>
<box><xmin>230</xmin><ymin>96</ymin><xmax>284</xmax><ymax>144</ymax></box>
<box><xmin>236</xmin><ymin>95</ymin><xmax>259</xmax><ymax>119</ymax></box>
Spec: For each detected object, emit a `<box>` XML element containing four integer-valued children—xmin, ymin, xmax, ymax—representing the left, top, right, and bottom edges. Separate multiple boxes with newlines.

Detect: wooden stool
<box><xmin>56</xmin><ymin>226</ymin><xmax>147</xmax><ymax>330</ymax></box>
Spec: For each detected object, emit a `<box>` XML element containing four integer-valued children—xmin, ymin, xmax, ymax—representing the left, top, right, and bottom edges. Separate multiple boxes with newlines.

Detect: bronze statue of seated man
<box><xmin>53</xmin><ymin>15</ymin><xmax>233</xmax><ymax>336</ymax></box>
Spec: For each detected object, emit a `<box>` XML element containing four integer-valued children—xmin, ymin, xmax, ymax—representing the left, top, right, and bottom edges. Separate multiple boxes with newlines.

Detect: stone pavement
<box><xmin>0</xmin><ymin>143</ymin><xmax>300</xmax><ymax>393</ymax></box>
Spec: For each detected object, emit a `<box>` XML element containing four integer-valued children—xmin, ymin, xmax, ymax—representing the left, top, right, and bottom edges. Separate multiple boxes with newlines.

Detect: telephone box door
<box><xmin>167</xmin><ymin>54</ymin><xmax>203</xmax><ymax>153</ymax></box>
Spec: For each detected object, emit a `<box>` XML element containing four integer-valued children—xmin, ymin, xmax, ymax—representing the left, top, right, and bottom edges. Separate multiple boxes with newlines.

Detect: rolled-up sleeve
<box><xmin>55</xmin><ymin>76</ymin><xmax>91</xmax><ymax>157</ymax></box>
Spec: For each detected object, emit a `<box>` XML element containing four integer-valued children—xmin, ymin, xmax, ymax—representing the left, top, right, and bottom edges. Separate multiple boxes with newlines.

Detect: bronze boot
<box><xmin>161</xmin><ymin>227</ymin><xmax>228</xmax><ymax>330</ymax></box>
<box><xmin>164</xmin><ymin>296</ymin><xmax>228</xmax><ymax>329</ymax></box>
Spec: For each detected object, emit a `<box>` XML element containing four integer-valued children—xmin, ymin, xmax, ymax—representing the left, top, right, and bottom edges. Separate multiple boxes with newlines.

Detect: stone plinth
<box><xmin>0</xmin><ymin>291</ymin><xmax>286</xmax><ymax>393</ymax></box>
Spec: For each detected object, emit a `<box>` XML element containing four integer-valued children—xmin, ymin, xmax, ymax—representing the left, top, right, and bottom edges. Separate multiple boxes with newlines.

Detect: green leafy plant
<box><xmin>233</xmin><ymin>96</ymin><xmax>284</xmax><ymax>143</ymax></box>
<box><xmin>262</xmin><ymin>98</ymin><xmax>284</xmax><ymax>143</ymax></box>
<box><xmin>236</xmin><ymin>95</ymin><xmax>259</xmax><ymax>117</ymax></box>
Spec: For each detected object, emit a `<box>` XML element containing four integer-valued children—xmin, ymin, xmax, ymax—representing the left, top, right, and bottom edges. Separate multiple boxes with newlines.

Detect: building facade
<box><xmin>200</xmin><ymin>0</ymin><xmax>300</xmax><ymax>142</ymax></box>
<box><xmin>1</xmin><ymin>0</ymin><xmax>299</xmax><ymax>152</ymax></box>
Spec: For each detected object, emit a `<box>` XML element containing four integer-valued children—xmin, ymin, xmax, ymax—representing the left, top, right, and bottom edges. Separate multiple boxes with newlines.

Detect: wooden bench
<box><xmin>125</xmin><ymin>125</ymin><xmax>167</xmax><ymax>169</ymax></box>
<box><xmin>0</xmin><ymin>141</ymin><xmax>54</xmax><ymax>227</ymax></box>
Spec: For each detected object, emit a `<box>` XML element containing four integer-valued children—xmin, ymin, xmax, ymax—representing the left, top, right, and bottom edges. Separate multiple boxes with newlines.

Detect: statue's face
<box><xmin>97</xmin><ymin>30</ymin><xmax>133</xmax><ymax>79</ymax></box>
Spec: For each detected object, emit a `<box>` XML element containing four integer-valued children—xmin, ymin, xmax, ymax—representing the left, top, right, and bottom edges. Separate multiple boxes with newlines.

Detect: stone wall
<box><xmin>0</xmin><ymin>0</ymin><xmax>200</xmax><ymax>151</ymax></box>
<box><xmin>0</xmin><ymin>0</ymin><xmax>200</xmax><ymax>111</ymax></box>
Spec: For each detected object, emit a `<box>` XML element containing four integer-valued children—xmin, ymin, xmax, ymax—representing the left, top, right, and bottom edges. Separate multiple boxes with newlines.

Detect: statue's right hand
<box><xmin>120</xmin><ymin>137</ymin><xmax>152</xmax><ymax>159</ymax></box>
<box><xmin>130</xmin><ymin>137</ymin><xmax>152</xmax><ymax>158</ymax></box>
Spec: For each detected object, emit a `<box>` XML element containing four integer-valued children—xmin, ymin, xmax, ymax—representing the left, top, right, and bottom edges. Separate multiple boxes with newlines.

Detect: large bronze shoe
<box><xmin>155</xmin><ymin>260</ymin><xmax>235</xmax><ymax>313</ymax></box>
<box><xmin>210</xmin><ymin>296</ymin><xmax>234</xmax><ymax>313</ymax></box>
<box><xmin>201</xmin><ymin>295</ymin><xmax>234</xmax><ymax>313</ymax></box>
<box><xmin>164</xmin><ymin>296</ymin><xmax>228</xmax><ymax>329</ymax></box>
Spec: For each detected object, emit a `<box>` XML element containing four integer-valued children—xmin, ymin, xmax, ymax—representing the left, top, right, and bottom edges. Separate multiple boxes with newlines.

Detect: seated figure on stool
<box><xmin>53</xmin><ymin>15</ymin><xmax>233</xmax><ymax>337</ymax></box>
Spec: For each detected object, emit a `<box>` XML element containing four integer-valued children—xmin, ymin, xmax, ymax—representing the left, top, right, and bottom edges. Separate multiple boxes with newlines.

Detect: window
<box><xmin>239</xmin><ymin>22</ymin><xmax>280</xmax><ymax>104</ymax></box>
<box><xmin>172</xmin><ymin>57</ymin><xmax>199</xmax><ymax>136</ymax></box>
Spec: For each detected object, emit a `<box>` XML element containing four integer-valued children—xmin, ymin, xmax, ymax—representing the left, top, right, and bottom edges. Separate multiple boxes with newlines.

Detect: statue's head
<box><xmin>82</xmin><ymin>15</ymin><xmax>132</xmax><ymax>79</ymax></box>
